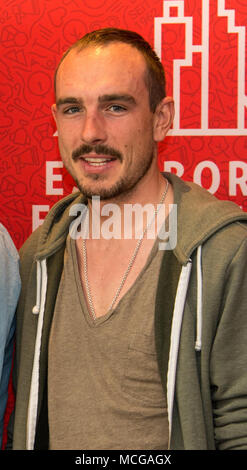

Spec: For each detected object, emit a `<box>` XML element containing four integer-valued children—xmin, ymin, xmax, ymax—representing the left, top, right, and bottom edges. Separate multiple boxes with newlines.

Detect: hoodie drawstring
<box><xmin>195</xmin><ymin>245</ymin><xmax>203</xmax><ymax>352</ymax></box>
<box><xmin>167</xmin><ymin>258</ymin><xmax>192</xmax><ymax>448</ymax></box>
<box><xmin>167</xmin><ymin>245</ymin><xmax>203</xmax><ymax>447</ymax></box>
<box><xmin>32</xmin><ymin>260</ymin><xmax>41</xmax><ymax>314</ymax></box>
<box><xmin>27</xmin><ymin>259</ymin><xmax>48</xmax><ymax>450</ymax></box>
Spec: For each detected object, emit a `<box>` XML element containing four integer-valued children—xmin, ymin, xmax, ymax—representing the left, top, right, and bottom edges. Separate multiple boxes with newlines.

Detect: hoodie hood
<box><xmin>34</xmin><ymin>191</ymin><xmax>85</xmax><ymax>261</ymax></box>
<box><xmin>167</xmin><ymin>172</ymin><xmax>247</xmax><ymax>263</ymax></box>
<box><xmin>34</xmin><ymin>172</ymin><xmax>247</xmax><ymax>265</ymax></box>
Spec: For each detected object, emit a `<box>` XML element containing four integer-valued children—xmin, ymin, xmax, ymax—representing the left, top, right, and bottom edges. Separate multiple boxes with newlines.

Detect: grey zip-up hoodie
<box><xmin>11</xmin><ymin>173</ymin><xmax>247</xmax><ymax>449</ymax></box>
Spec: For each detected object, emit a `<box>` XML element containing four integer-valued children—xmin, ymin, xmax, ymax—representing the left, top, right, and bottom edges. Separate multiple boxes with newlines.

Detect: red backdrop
<box><xmin>1</xmin><ymin>0</ymin><xmax>247</xmax><ymax>447</ymax></box>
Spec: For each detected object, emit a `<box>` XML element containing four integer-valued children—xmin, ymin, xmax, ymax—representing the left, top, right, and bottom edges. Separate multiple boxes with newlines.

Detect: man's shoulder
<box><xmin>19</xmin><ymin>191</ymin><xmax>83</xmax><ymax>260</ymax></box>
<box><xmin>19</xmin><ymin>226</ymin><xmax>42</xmax><ymax>263</ymax></box>
<box><xmin>165</xmin><ymin>172</ymin><xmax>247</xmax><ymax>262</ymax></box>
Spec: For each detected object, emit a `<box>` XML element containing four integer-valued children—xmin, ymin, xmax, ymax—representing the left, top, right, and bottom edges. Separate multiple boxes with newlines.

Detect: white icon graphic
<box><xmin>154</xmin><ymin>0</ymin><xmax>247</xmax><ymax>135</ymax></box>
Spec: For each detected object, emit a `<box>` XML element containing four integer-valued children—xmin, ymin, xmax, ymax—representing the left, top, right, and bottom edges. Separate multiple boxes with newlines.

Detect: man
<box><xmin>0</xmin><ymin>224</ymin><xmax>20</xmax><ymax>447</ymax></box>
<box><xmin>11</xmin><ymin>28</ymin><xmax>247</xmax><ymax>450</ymax></box>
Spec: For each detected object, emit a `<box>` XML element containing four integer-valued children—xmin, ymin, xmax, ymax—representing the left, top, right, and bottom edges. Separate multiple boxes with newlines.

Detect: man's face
<box><xmin>52</xmin><ymin>43</ymin><xmax>167</xmax><ymax>200</ymax></box>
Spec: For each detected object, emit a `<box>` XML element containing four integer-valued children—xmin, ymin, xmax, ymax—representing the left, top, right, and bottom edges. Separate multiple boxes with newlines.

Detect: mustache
<box><xmin>72</xmin><ymin>144</ymin><xmax>123</xmax><ymax>162</ymax></box>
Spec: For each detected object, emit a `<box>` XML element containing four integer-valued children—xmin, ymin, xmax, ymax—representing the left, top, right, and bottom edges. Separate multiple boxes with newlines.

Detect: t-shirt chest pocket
<box><xmin>122</xmin><ymin>332</ymin><xmax>166</xmax><ymax>407</ymax></box>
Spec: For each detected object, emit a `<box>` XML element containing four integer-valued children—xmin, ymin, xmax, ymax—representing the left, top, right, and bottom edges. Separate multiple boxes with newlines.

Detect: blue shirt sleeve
<box><xmin>0</xmin><ymin>224</ymin><xmax>21</xmax><ymax>447</ymax></box>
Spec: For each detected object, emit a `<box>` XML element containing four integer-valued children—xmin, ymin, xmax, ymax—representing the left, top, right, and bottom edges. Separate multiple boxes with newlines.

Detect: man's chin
<box><xmin>76</xmin><ymin>179</ymin><xmax>135</xmax><ymax>201</ymax></box>
<box><xmin>79</xmin><ymin>188</ymin><xmax>123</xmax><ymax>201</ymax></box>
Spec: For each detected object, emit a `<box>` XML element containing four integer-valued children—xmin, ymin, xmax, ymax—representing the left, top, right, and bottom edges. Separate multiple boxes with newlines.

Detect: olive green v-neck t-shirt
<box><xmin>48</xmin><ymin>235</ymin><xmax>169</xmax><ymax>450</ymax></box>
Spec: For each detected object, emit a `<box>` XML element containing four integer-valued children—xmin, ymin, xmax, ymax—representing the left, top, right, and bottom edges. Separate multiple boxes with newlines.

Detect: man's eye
<box><xmin>63</xmin><ymin>106</ymin><xmax>80</xmax><ymax>114</ymax></box>
<box><xmin>107</xmin><ymin>105</ymin><xmax>126</xmax><ymax>113</ymax></box>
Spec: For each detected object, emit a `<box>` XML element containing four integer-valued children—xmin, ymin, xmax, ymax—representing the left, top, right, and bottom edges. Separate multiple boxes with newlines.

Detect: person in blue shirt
<box><xmin>0</xmin><ymin>224</ymin><xmax>20</xmax><ymax>447</ymax></box>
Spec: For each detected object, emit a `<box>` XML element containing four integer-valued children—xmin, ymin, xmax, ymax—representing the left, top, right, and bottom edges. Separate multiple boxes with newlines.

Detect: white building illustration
<box><xmin>154</xmin><ymin>0</ymin><xmax>247</xmax><ymax>135</ymax></box>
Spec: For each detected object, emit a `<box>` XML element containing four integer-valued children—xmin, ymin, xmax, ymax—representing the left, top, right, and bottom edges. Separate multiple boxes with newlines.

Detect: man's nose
<box><xmin>80</xmin><ymin>112</ymin><xmax>107</xmax><ymax>145</ymax></box>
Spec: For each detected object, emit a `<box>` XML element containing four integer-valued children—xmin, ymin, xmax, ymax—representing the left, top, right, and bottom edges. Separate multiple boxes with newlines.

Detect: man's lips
<box><xmin>72</xmin><ymin>144</ymin><xmax>123</xmax><ymax>163</ymax></box>
<box><xmin>78</xmin><ymin>154</ymin><xmax>118</xmax><ymax>168</ymax></box>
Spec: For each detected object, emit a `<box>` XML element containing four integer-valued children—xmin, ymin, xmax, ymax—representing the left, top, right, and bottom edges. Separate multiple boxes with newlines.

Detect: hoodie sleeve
<box><xmin>210</xmin><ymin>234</ymin><xmax>247</xmax><ymax>450</ymax></box>
<box><xmin>0</xmin><ymin>224</ymin><xmax>21</xmax><ymax>446</ymax></box>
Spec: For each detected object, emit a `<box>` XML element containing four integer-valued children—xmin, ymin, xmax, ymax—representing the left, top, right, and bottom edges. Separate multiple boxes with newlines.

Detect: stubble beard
<box><xmin>71</xmin><ymin>149</ymin><xmax>155</xmax><ymax>201</ymax></box>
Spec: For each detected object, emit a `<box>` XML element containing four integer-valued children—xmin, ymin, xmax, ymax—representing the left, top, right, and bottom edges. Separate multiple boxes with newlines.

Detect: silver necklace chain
<box><xmin>82</xmin><ymin>179</ymin><xmax>169</xmax><ymax>320</ymax></box>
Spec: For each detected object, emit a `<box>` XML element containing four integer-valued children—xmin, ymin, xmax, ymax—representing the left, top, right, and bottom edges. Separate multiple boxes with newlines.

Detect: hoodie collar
<box><xmin>166</xmin><ymin>172</ymin><xmax>247</xmax><ymax>264</ymax></box>
<box><xmin>34</xmin><ymin>173</ymin><xmax>247</xmax><ymax>265</ymax></box>
<box><xmin>34</xmin><ymin>191</ymin><xmax>85</xmax><ymax>261</ymax></box>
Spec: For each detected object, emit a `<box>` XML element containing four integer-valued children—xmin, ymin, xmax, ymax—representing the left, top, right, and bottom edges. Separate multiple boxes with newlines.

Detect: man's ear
<box><xmin>153</xmin><ymin>97</ymin><xmax>174</xmax><ymax>142</ymax></box>
<box><xmin>51</xmin><ymin>103</ymin><xmax>58</xmax><ymax>124</ymax></box>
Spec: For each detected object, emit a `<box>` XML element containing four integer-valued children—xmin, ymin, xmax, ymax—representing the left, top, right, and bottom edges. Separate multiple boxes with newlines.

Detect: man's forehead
<box><xmin>56</xmin><ymin>42</ymin><xmax>148</xmax><ymax>97</ymax></box>
<box><xmin>61</xmin><ymin>41</ymin><xmax>147</xmax><ymax>72</ymax></box>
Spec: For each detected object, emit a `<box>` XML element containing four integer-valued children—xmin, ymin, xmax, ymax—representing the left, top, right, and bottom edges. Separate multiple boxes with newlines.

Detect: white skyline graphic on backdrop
<box><xmin>154</xmin><ymin>0</ymin><xmax>247</xmax><ymax>135</ymax></box>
